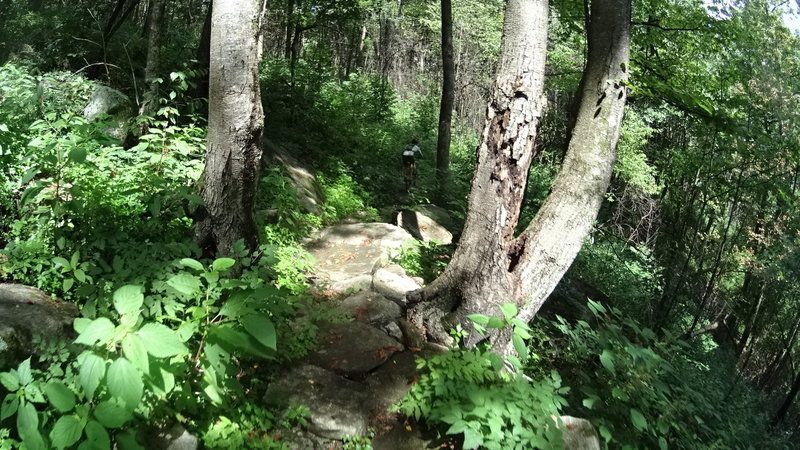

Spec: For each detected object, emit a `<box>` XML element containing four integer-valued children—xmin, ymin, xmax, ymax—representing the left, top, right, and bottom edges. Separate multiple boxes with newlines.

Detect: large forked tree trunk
<box><xmin>195</xmin><ymin>0</ymin><xmax>264</xmax><ymax>256</ymax></box>
<box><xmin>409</xmin><ymin>0</ymin><xmax>631</xmax><ymax>353</ymax></box>
<box><xmin>435</xmin><ymin>0</ymin><xmax>455</xmax><ymax>201</ymax></box>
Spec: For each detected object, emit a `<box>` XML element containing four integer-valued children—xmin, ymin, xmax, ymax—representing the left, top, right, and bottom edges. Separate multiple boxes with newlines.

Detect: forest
<box><xmin>1</xmin><ymin>0</ymin><xmax>800</xmax><ymax>448</ymax></box>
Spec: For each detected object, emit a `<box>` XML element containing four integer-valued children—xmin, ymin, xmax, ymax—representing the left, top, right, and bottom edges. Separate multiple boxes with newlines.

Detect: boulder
<box><xmin>264</xmin><ymin>365</ymin><xmax>370</xmax><ymax>440</ymax></box>
<box><xmin>395</xmin><ymin>208</ymin><xmax>453</xmax><ymax>244</ymax></box>
<box><xmin>267</xmin><ymin>140</ymin><xmax>325</xmax><ymax>215</ymax></box>
<box><xmin>307</xmin><ymin>321</ymin><xmax>403</xmax><ymax>375</ymax></box>
<box><xmin>0</xmin><ymin>284</ymin><xmax>79</xmax><ymax>369</ymax></box>
<box><xmin>82</xmin><ymin>85</ymin><xmax>132</xmax><ymax>139</ymax></box>
<box><xmin>372</xmin><ymin>265</ymin><xmax>421</xmax><ymax>303</ymax></box>
<box><xmin>306</xmin><ymin>223</ymin><xmax>414</xmax><ymax>296</ymax></box>
<box><xmin>335</xmin><ymin>290</ymin><xmax>402</xmax><ymax>327</ymax></box>
<box><xmin>560</xmin><ymin>416</ymin><xmax>600</xmax><ymax>450</ymax></box>
<box><xmin>147</xmin><ymin>423</ymin><xmax>199</xmax><ymax>450</ymax></box>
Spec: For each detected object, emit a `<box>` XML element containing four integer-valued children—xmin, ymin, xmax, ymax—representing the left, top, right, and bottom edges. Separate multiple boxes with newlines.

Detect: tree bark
<box><xmin>140</xmin><ymin>0</ymin><xmax>167</xmax><ymax>118</ymax></box>
<box><xmin>409</xmin><ymin>0</ymin><xmax>631</xmax><ymax>354</ymax></box>
<box><xmin>435</xmin><ymin>0</ymin><xmax>455</xmax><ymax>202</ymax></box>
<box><xmin>195</xmin><ymin>0</ymin><xmax>264</xmax><ymax>256</ymax></box>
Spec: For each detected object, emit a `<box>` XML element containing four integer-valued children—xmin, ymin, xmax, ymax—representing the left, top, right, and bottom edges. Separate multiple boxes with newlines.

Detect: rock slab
<box><xmin>308</xmin><ymin>321</ymin><xmax>403</xmax><ymax>374</ymax></box>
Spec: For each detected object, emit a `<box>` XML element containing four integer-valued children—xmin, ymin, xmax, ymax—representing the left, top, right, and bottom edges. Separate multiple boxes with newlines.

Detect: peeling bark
<box><xmin>410</xmin><ymin>0</ymin><xmax>631</xmax><ymax>356</ymax></box>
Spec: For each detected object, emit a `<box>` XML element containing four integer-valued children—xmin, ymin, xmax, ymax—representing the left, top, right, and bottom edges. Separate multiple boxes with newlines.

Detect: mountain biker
<box><xmin>401</xmin><ymin>138</ymin><xmax>423</xmax><ymax>179</ymax></box>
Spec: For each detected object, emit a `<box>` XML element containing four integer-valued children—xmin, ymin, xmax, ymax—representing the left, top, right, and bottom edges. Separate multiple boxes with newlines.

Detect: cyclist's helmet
<box><xmin>411</xmin><ymin>138</ymin><xmax>420</xmax><ymax>144</ymax></box>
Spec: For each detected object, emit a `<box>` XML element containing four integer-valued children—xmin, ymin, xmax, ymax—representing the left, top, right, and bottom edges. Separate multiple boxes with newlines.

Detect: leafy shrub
<box><xmin>319</xmin><ymin>169</ymin><xmax>378</xmax><ymax>224</ymax></box>
<box><xmin>397</xmin><ymin>303</ymin><xmax>568</xmax><ymax>449</ymax></box>
<box><xmin>534</xmin><ymin>300</ymin><xmax>787</xmax><ymax>449</ymax></box>
<box><xmin>393</xmin><ymin>240</ymin><xmax>452</xmax><ymax>283</ymax></box>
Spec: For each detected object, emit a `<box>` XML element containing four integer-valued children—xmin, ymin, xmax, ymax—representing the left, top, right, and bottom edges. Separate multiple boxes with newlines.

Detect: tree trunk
<box><xmin>140</xmin><ymin>0</ymin><xmax>167</xmax><ymax>118</ymax></box>
<box><xmin>409</xmin><ymin>0</ymin><xmax>631</xmax><ymax>354</ymax></box>
<box><xmin>773</xmin><ymin>369</ymin><xmax>800</xmax><ymax>424</ymax></box>
<box><xmin>195</xmin><ymin>0</ymin><xmax>264</xmax><ymax>256</ymax></box>
<box><xmin>194</xmin><ymin>2</ymin><xmax>212</xmax><ymax>100</ymax></box>
<box><xmin>435</xmin><ymin>0</ymin><xmax>455</xmax><ymax>202</ymax></box>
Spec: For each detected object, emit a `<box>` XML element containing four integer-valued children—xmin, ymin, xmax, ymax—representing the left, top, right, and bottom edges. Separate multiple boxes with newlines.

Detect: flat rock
<box><xmin>264</xmin><ymin>365</ymin><xmax>370</xmax><ymax>440</ymax></box>
<box><xmin>373</xmin><ymin>423</ymin><xmax>435</xmax><ymax>450</ymax></box>
<box><xmin>308</xmin><ymin>322</ymin><xmax>403</xmax><ymax>375</ymax></box>
<box><xmin>147</xmin><ymin>423</ymin><xmax>198</xmax><ymax>450</ymax></box>
<box><xmin>335</xmin><ymin>290</ymin><xmax>402</xmax><ymax>326</ymax></box>
<box><xmin>305</xmin><ymin>224</ymin><xmax>414</xmax><ymax>295</ymax></box>
<box><xmin>396</xmin><ymin>209</ymin><xmax>453</xmax><ymax>244</ymax></box>
<box><xmin>0</xmin><ymin>284</ymin><xmax>79</xmax><ymax>368</ymax></box>
<box><xmin>372</xmin><ymin>267</ymin><xmax>421</xmax><ymax>303</ymax></box>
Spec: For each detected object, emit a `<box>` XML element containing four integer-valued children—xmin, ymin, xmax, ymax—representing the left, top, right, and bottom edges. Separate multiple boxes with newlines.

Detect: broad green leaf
<box><xmin>630</xmin><ymin>408</ymin><xmax>648</xmax><ymax>431</ymax></box>
<box><xmin>21</xmin><ymin>167</ymin><xmax>39</xmax><ymax>184</ymax></box>
<box><xmin>659</xmin><ymin>436</ymin><xmax>668</xmax><ymax>450</ymax></box>
<box><xmin>512</xmin><ymin>333</ymin><xmax>527</xmax><ymax>359</ymax></box>
<box><xmin>113</xmin><ymin>285</ymin><xmax>144</xmax><ymax>316</ymax></box>
<box><xmin>209</xmin><ymin>325</ymin><xmax>272</xmax><ymax>359</ymax></box>
<box><xmin>50</xmin><ymin>415</ymin><xmax>84</xmax><ymax>449</ymax></box>
<box><xmin>70</xmin><ymin>251</ymin><xmax>80</xmax><ymax>268</ymax></box>
<box><xmin>52</xmin><ymin>256</ymin><xmax>71</xmax><ymax>270</ymax></box>
<box><xmin>73</xmin><ymin>317</ymin><xmax>91</xmax><ymax>334</ymax></box>
<box><xmin>17</xmin><ymin>358</ymin><xmax>32</xmax><ymax>385</ymax></box>
<box><xmin>1</xmin><ymin>394</ymin><xmax>18</xmax><ymax>420</ymax></box>
<box><xmin>179</xmin><ymin>258</ymin><xmax>205</xmax><ymax>271</ymax></box>
<box><xmin>68</xmin><ymin>147</ymin><xmax>87</xmax><ymax>163</ymax></box>
<box><xmin>499</xmin><ymin>302</ymin><xmax>518</xmax><ymax>320</ymax></box>
<box><xmin>63</xmin><ymin>278</ymin><xmax>75</xmax><ymax>292</ymax></box>
<box><xmin>107</xmin><ymin>358</ymin><xmax>143</xmax><ymax>409</ymax></box>
<box><xmin>599</xmin><ymin>349</ymin><xmax>616</xmax><ymax>374</ymax></box>
<box><xmin>44</xmin><ymin>381</ymin><xmax>76</xmax><ymax>412</ymax></box>
<box><xmin>93</xmin><ymin>400</ymin><xmax>132</xmax><ymax>428</ymax></box>
<box><xmin>24</xmin><ymin>383</ymin><xmax>45</xmax><ymax>403</ymax></box>
<box><xmin>116</xmin><ymin>429</ymin><xmax>145</xmax><ymax>450</ymax></box>
<box><xmin>136</xmin><ymin>323</ymin><xmax>188</xmax><ymax>357</ymax></box>
<box><xmin>486</xmin><ymin>317</ymin><xmax>504</xmax><ymax>328</ymax></box>
<box><xmin>0</xmin><ymin>372</ymin><xmax>20</xmax><ymax>391</ymax></box>
<box><xmin>467</xmin><ymin>314</ymin><xmax>490</xmax><ymax>325</ymax></box>
<box><xmin>241</xmin><ymin>315</ymin><xmax>277</xmax><ymax>351</ymax></box>
<box><xmin>166</xmin><ymin>273</ymin><xmax>201</xmax><ymax>296</ymax></box>
<box><xmin>83</xmin><ymin>420</ymin><xmax>110</xmax><ymax>450</ymax></box>
<box><xmin>121</xmin><ymin>334</ymin><xmax>149</xmax><ymax>374</ymax></box>
<box><xmin>212</xmin><ymin>257</ymin><xmax>236</xmax><ymax>272</ymax></box>
<box><xmin>77</xmin><ymin>351</ymin><xmax>106</xmax><ymax>400</ymax></box>
<box><xmin>17</xmin><ymin>402</ymin><xmax>43</xmax><ymax>450</ymax></box>
<box><xmin>462</xmin><ymin>428</ymin><xmax>483</xmax><ymax>449</ymax></box>
<box><xmin>582</xmin><ymin>396</ymin><xmax>598</xmax><ymax>409</ymax></box>
<box><xmin>73</xmin><ymin>269</ymin><xmax>87</xmax><ymax>283</ymax></box>
<box><xmin>75</xmin><ymin>317</ymin><xmax>115</xmax><ymax>346</ymax></box>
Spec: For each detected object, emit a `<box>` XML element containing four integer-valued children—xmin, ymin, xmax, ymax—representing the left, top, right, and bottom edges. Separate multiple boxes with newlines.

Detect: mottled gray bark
<box><xmin>410</xmin><ymin>0</ymin><xmax>631</xmax><ymax>355</ymax></box>
<box><xmin>195</xmin><ymin>0</ymin><xmax>264</xmax><ymax>256</ymax></box>
<box><xmin>140</xmin><ymin>0</ymin><xmax>167</xmax><ymax>117</ymax></box>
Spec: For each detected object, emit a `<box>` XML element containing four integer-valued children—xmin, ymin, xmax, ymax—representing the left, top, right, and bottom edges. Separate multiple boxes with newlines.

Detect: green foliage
<box><xmin>397</xmin><ymin>304</ymin><xmax>567</xmax><ymax>449</ymax></box>
<box><xmin>319</xmin><ymin>169</ymin><xmax>378</xmax><ymax>224</ymax></box>
<box><xmin>200</xmin><ymin>404</ymin><xmax>283</xmax><ymax>449</ymax></box>
<box><xmin>393</xmin><ymin>241</ymin><xmax>451</xmax><ymax>283</ymax></box>
<box><xmin>535</xmin><ymin>301</ymin><xmax>787</xmax><ymax>448</ymax></box>
<box><xmin>614</xmin><ymin>107</ymin><xmax>660</xmax><ymax>196</ymax></box>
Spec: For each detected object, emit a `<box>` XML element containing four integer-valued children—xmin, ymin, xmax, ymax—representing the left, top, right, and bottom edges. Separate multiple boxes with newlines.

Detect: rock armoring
<box><xmin>0</xmin><ymin>284</ymin><xmax>79</xmax><ymax>368</ymax></box>
<box><xmin>395</xmin><ymin>207</ymin><xmax>454</xmax><ymax>245</ymax></box>
<box><xmin>304</xmin><ymin>223</ymin><xmax>416</xmax><ymax>295</ymax></box>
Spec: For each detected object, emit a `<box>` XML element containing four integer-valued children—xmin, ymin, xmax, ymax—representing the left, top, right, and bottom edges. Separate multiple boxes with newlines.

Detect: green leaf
<box><xmin>107</xmin><ymin>358</ymin><xmax>143</xmax><ymax>409</ymax></box>
<box><xmin>166</xmin><ymin>273</ymin><xmax>201</xmax><ymax>296</ymax></box>
<box><xmin>136</xmin><ymin>323</ymin><xmax>188</xmax><ymax>357</ymax></box>
<box><xmin>0</xmin><ymin>372</ymin><xmax>20</xmax><ymax>391</ymax></box>
<box><xmin>83</xmin><ymin>420</ymin><xmax>110</xmax><ymax>450</ymax></box>
<box><xmin>44</xmin><ymin>381</ymin><xmax>76</xmax><ymax>412</ymax></box>
<box><xmin>68</xmin><ymin>147</ymin><xmax>87</xmax><ymax>163</ymax></box>
<box><xmin>1</xmin><ymin>394</ymin><xmax>18</xmax><ymax>420</ymax></box>
<box><xmin>658</xmin><ymin>436</ymin><xmax>668</xmax><ymax>450</ymax></box>
<box><xmin>77</xmin><ymin>351</ymin><xmax>106</xmax><ymax>400</ymax></box>
<box><xmin>599</xmin><ymin>349</ymin><xmax>616</xmax><ymax>374</ymax></box>
<box><xmin>467</xmin><ymin>314</ymin><xmax>490</xmax><ymax>325</ymax></box>
<box><xmin>582</xmin><ymin>396</ymin><xmax>598</xmax><ymax>409</ymax></box>
<box><xmin>93</xmin><ymin>400</ymin><xmax>132</xmax><ymax>428</ymax></box>
<box><xmin>70</xmin><ymin>251</ymin><xmax>80</xmax><ymax>269</ymax></box>
<box><xmin>21</xmin><ymin>167</ymin><xmax>39</xmax><ymax>184</ymax></box>
<box><xmin>63</xmin><ymin>278</ymin><xmax>75</xmax><ymax>292</ymax></box>
<box><xmin>74</xmin><ymin>317</ymin><xmax>115</xmax><ymax>346</ymax></box>
<box><xmin>52</xmin><ymin>257</ymin><xmax>71</xmax><ymax>270</ymax></box>
<box><xmin>17</xmin><ymin>357</ymin><xmax>32</xmax><ymax>385</ymax></box>
<box><xmin>486</xmin><ymin>317</ymin><xmax>504</xmax><ymax>328</ymax></box>
<box><xmin>462</xmin><ymin>428</ymin><xmax>483</xmax><ymax>449</ymax></box>
<box><xmin>73</xmin><ymin>269</ymin><xmax>87</xmax><ymax>283</ymax></box>
<box><xmin>17</xmin><ymin>402</ymin><xmax>45</xmax><ymax>450</ymax></box>
<box><xmin>121</xmin><ymin>334</ymin><xmax>149</xmax><ymax>374</ymax></box>
<box><xmin>630</xmin><ymin>408</ymin><xmax>648</xmax><ymax>431</ymax></box>
<box><xmin>512</xmin><ymin>333</ymin><xmax>527</xmax><ymax>359</ymax></box>
<box><xmin>212</xmin><ymin>257</ymin><xmax>236</xmax><ymax>272</ymax></box>
<box><xmin>499</xmin><ymin>302</ymin><xmax>518</xmax><ymax>320</ymax></box>
<box><xmin>241</xmin><ymin>315</ymin><xmax>277</xmax><ymax>351</ymax></box>
<box><xmin>50</xmin><ymin>415</ymin><xmax>84</xmax><ymax>449</ymax></box>
<box><xmin>115</xmin><ymin>429</ymin><xmax>145</xmax><ymax>450</ymax></box>
<box><xmin>179</xmin><ymin>258</ymin><xmax>205</xmax><ymax>271</ymax></box>
<box><xmin>113</xmin><ymin>285</ymin><xmax>144</xmax><ymax>316</ymax></box>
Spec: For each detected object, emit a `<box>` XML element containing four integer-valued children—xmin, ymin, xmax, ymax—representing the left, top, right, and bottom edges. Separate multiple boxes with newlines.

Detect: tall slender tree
<box><xmin>409</xmin><ymin>0</ymin><xmax>632</xmax><ymax>353</ymax></box>
<box><xmin>194</xmin><ymin>0</ymin><xmax>265</xmax><ymax>256</ymax></box>
<box><xmin>435</xmin><ymin>0</ymin><xmax>455</xmax><ymax>201</ymax></box>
